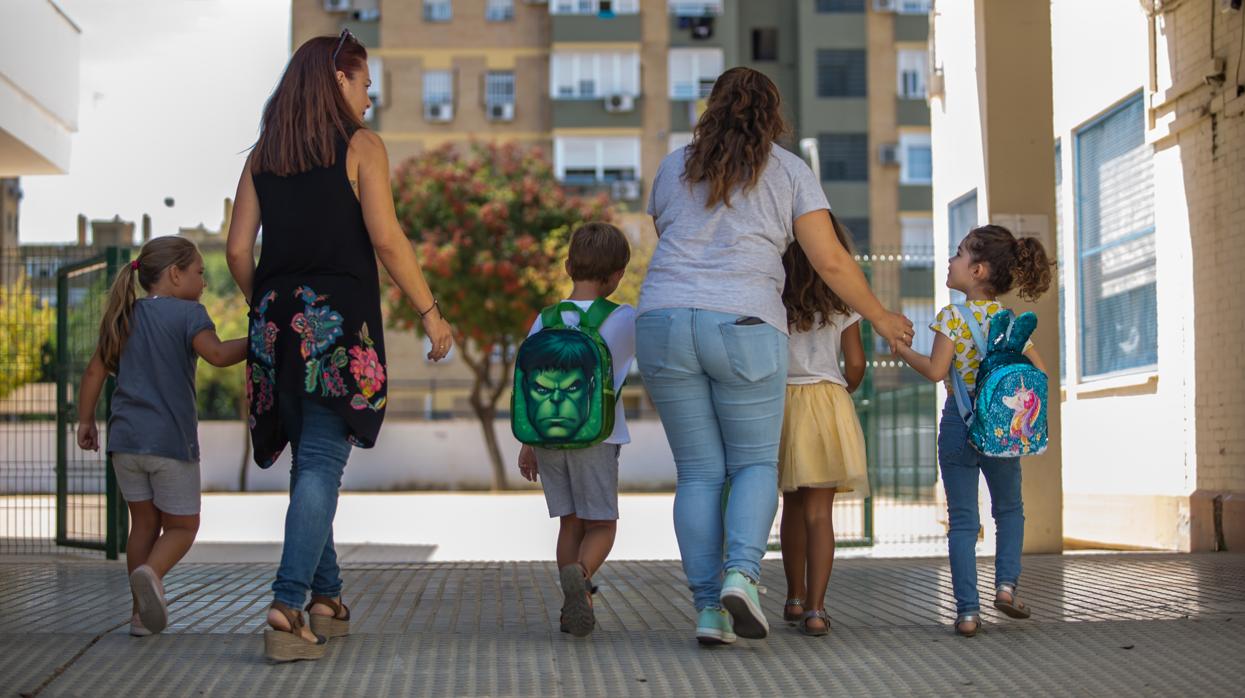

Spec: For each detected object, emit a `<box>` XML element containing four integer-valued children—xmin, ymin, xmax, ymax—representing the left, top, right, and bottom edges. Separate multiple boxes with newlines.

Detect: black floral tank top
<box><xmin>247</xmin><ymin>132</ymin><xmax>387</xmax><ymax>468</ymax></box>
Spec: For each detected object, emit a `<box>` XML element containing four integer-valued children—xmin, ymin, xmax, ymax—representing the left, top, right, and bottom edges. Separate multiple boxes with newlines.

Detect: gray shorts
<box><xmin>535</xmin><ymin>443</ymin><xmax>620</xmax><ymax>521</ymax></box>
<box><xmin>111</xmin><ymin>453</ymin><xmax>202</xmax><ymax>515</ymax></box>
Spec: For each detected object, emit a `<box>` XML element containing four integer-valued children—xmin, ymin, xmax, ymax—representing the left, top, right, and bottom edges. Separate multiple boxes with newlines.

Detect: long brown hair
<box><xmin>963</xmin><ymin>224</ymin><xmax>1053</xmax><ymax>301</ymax></box>
<box><xmin>251</xmin><ymin>34</ymin><xmax>367</xmax><ymax>177</ymax></box>
<box><xmin>783</xmin><ymin>213</ymin><xmax>855</xmax><ymax>332</ymax></box>
<box><xmin>683</xmin><ymin>67</ymin><xmax>789</xmax><ymax>208</ymax></box>
<box><xmin>97</xmin><ymin>237</ymin><xmax>201</xmax><ymax>373</ymax></box>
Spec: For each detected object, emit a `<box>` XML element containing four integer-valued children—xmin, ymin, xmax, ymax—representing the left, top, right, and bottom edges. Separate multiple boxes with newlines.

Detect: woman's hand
<box><xmin>873</xmin><ymin>311</ymin><xmax>915</xmax><ymax>350</ymax></box>
<box><xmin>423</xmin><ymin>309</ymin><xmax>454</xmax><ymax>361</ymax></box>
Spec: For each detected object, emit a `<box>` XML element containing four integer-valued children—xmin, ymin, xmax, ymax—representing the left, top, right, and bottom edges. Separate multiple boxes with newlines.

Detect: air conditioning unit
<box><xmin>324</xmin><ymin>0</ymin><xmax>353</xmax><ymax>12</ymax></box>
<box><xmin>488</xmin><ymin>102</ymin><xmax>515</xmax><ymax>122</ymax></box>
<box><xmin>425</xmin><ymin>102</ymin><xmax>454</xmax><ymax>122</ymax></box>
<box><xmin>604</xmin><ymin>94</ymin><xmax>635</xmax><ymax>113</ymax></box>
<box><xmin>878</xmin><ymin>143</ymin><xmax>899</xmax><ymax>165</ymax></box>
<box><xmin>610</xmin><ymin>180</ymin><xmax>641</xmax><ymax>201</ymax></box>
<box><xmin>873</xmin><ymin>0</ymin><xmax>897</xmax><ymax>12</ymax></box>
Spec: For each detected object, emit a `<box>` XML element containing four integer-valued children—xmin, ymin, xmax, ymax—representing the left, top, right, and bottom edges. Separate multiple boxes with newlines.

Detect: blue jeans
<box><xmin>272</xmin><ymin>398</ymin><xmax>353</xmax><ymax>608</ymax></box>
<box><xmin>938</xmin><ymin>396</ymin><xmax>1024</xmax><ymax>614</ymax></box>
<box><xmin>636</xmin><ymin>308</ymin><xmax>788</xmax><ymax>611</ymax></box>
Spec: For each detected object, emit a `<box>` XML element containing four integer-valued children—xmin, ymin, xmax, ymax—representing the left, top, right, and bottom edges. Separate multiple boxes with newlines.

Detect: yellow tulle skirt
<box><xmin>778</xmin><ymin>383</ymin><xmax>869</xmax><ymax>496</ymax></box>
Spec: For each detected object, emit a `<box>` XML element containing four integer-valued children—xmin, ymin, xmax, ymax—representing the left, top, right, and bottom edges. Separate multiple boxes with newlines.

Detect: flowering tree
<box><xmin>387</xmin><ymin>141</ymin><xmax>612</xmax><ymax>490</ymax></box>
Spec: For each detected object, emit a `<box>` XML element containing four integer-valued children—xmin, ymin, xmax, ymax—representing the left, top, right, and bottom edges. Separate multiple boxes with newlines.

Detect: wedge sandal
<box><xmin>264</xmin><ymin>602</ymin><xmax>327</xmax><ymax>662</ymax></box>
<box><xmin>306</xmin><ymin>595</ymin><xmax>351</xmax><ymax>638</ymax></box>
<box><xmin>993</xmin><ymin>583</ymin><xmax>1032</xmax><ymax>619</ymax></box>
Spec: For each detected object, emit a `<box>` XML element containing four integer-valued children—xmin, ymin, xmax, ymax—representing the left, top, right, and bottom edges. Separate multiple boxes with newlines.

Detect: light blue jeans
<box><xmin>636</xmin><ymin>308</ymin><xmax>788</xmax><ymax>611</ymax></box>
<box><xmin>272</xmin><ymin>397</ymin><xmax>353</xmax><ymax>609</ymax></box>
<box><xmin>938</xmin><ymin>397</ymin><xmax>1024</xmax><ymax>614</ymax></box>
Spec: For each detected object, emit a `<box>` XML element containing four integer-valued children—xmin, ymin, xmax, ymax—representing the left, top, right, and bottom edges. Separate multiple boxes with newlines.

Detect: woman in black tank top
<box><xmin>225</xmin><ymin>30</ymin><xmax>454</xmax><ymax>662</ymax></box>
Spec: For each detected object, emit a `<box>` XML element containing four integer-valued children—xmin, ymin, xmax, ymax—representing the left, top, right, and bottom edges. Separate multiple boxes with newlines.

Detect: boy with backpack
<box><xmin>514</xmin><ymin>222</ymin><xmax>635</xmax><ymax>638</ymax></box>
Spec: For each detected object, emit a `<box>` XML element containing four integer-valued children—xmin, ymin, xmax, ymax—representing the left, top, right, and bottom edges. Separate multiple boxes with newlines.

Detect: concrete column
<box><xmin>974</xmin><ymin>0</ymin><xmax>1063</xmax><ymax>553</ymax></box>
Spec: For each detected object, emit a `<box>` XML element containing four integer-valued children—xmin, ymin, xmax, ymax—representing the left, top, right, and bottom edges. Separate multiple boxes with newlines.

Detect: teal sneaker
<box><xmin>720</xmin><ymin>569</ymin><xmax>768</xmax><ymax>639</ymax></box>
<box><xmin>695</xmin><ymin>607</ymin><xmax>736</xmax><ymax>646</ymax></box>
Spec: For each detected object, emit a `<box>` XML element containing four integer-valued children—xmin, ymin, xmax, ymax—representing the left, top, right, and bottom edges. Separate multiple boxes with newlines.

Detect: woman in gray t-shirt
<box><xmin>636</xmin><ymin>67</ymin><xmax>912</xmax><ymax>645</ymax></box>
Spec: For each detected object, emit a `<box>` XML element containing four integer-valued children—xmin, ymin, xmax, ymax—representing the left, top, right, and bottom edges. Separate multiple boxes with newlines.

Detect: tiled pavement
<box><xmin>3</xmin><ymin>553</ymin><xmax>1243</xmax><ymax>696</ymax></box>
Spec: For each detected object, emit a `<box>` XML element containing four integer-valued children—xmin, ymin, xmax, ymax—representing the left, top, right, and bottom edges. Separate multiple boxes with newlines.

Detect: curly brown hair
<box><xmin>963</xmin><ymin>224</ymin><xmax>1054</xmax><ymax>302</ymax></box>
<box><xmin>783</xmin><ymin>213</ymin><xmax>855</xmax><ymax>332</ymax></box>
<box><xmin>683</xmin><ymin>67</ymin><xmax>789</xmax><ymax>208</ymax></box>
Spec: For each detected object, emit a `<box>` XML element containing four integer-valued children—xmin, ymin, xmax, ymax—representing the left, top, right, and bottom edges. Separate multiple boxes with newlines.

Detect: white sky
<box><xmin>19</xmin><ymin>0</ymin><xmax>292</xmax><ymax>243</ymax></box>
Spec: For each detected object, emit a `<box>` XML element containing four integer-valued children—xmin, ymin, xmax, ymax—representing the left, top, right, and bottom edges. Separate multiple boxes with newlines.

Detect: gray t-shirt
<box><xmin>639</xmin><ymin>144</ymin><xmax>830</xmax><ymax>334</ymax></box>
<box><xmin>108</xmin><ymin>297</ymin><xmax>214</xmax><ymax>462</ymax></box>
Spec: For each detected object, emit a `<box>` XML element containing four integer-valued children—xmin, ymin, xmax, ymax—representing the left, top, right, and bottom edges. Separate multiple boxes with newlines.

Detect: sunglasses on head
<box><xmin>332</xmin><ymin>28</ymin><xmax>355</xmax><ymax>66</ymax></box>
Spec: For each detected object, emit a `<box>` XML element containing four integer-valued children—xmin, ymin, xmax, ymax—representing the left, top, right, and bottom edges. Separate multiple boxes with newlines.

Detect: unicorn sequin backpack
<box><xmin>949</xmin><ymin>306</ymin><xmax>1049</xmax><ymax>457</ymax></box>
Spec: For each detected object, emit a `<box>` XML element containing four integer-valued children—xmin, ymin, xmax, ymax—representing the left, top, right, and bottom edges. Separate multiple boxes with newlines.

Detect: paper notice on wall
<box><xmin>990</xmin><ymin>214</ymin><xmax>1051</xmax><ymax>251</ymax></box>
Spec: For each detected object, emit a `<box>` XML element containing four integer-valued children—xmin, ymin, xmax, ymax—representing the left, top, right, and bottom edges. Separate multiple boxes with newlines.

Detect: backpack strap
<box><xmin>949</xmin><ymin>304</ymin><xmax>989</xmax><ymax>428</ymax></box>
<box><xmin>540</xmin><ymin>301</ymin><xmax>585</xmax><ymax>330</ymax></box>
<box><xmin>581</xmin><ymin>298</ymin><xmax>620</xmax><ymax>331</ymax></box>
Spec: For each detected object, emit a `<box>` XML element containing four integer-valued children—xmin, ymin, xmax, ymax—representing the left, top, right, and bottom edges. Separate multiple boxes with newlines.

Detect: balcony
<box><xmin>551</xmin><ymin>13</ymin><xmax>642</xmax><ymax>43</ymax></box>
<box><xmin>0</xmin><ymin>0</ymin><xmax>81</xmax><ymax>175</ymax></box>
<box><xmin>552</xmin><ymin>97</ymin><xmax>643</xmax><ymax>129</ymax></box>
<box><xmin>559</xmin><ymin>176</ymin><xmax>642</xmax><ymax>203</ymax></box>
<box><xmin>896</xmin><ymin>98</ymin><xmax>930</xmax><ymax>127</ymax></box>
<box><xmin>341</xmin><ymin>17</ymin><xmax>380</xmax><ymax>47</ymax></box>
<box><xmin>894</xmin><ymin>13</ymin><xmax>929</xmax><ymax>42</ymax></box>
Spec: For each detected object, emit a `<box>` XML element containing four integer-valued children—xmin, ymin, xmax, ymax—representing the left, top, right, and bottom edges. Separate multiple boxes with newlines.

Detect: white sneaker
<box><xmin>129</xmin><ymin>613</ymin><xmax>152</xmax><ymax>637</ymax></box>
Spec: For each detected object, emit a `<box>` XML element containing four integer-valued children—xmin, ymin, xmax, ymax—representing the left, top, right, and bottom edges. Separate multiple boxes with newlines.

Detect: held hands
<box><xmin>422</xmin><ymin>309</ymin><xmax>454</xmax><ymax>361</ymax></box>
<box><xmin>77</xmin><ymin>422</ymin><xmax>99</xmax><ymax>452</ymax></box>
<box><xmin>518</xmin><ymin>445</ymin><xmax>539</xmax><ymax>482</ymax></box>
<box><xmin>875</xmin><ymin>311</ymin><xmax>916</xmax><ymax>352</ymax></box>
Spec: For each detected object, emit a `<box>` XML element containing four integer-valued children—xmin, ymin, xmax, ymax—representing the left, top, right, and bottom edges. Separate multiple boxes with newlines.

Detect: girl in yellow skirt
<box><xmin>778</xmin><ymin>213</ymin><xmax>869</xmax><ymax>637</ymax></box>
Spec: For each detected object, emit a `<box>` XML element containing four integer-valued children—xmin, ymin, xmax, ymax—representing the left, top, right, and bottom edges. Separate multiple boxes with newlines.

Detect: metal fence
<box><xmin>1</xmin><ymin>246</ymin><xmax>126</xmax><ymax>556</ymax></box>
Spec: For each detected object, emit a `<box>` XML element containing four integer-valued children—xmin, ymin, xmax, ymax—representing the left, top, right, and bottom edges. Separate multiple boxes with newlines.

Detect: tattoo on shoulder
<box><xmin>350</xmin><ymin>179</ymin><xmax>359</xmax><ymax>194</ymax></box>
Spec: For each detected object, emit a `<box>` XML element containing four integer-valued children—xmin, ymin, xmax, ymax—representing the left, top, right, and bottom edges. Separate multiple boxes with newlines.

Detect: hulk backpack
<box><xmin>949</xmin><ymin>305</ymin><xmax>1048</xmax><ymax>458</ymax></box>
<box><xmin>511</xmin><ymin>298</ymin><xmax>619</xmax><ymax>450</ymax></box>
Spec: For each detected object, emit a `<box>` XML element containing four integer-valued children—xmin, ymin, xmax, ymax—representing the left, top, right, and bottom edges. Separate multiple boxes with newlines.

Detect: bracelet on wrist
<box><xmin>418</xmin><ymin>298</ymin><xmax>439</xmax><ymax>319</ymax></box>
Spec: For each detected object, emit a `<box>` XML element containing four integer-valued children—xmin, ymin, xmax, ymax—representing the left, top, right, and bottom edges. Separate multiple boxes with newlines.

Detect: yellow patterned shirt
<box><xmin>929</xmin><ymin>301</ymin><xmax>1033</xmax><ymax>388</ymax></box>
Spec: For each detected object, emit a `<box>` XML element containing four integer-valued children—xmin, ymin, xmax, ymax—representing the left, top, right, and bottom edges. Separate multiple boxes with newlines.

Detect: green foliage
<box><xmin>196</xmin><ymin>252</ymin><xmax>249</xmax><ymax>420</ymax></box>
<box><xmin>0</xmin><ymin>277</ymin><xmax>54</xmax><ymax>399</ymax></box>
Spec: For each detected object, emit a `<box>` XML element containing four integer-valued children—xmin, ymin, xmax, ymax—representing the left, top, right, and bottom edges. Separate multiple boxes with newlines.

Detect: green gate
<box><xmin>55</xmin><ymin>248</ymin><xmax>130</xmax><ymax>558</ymax></box>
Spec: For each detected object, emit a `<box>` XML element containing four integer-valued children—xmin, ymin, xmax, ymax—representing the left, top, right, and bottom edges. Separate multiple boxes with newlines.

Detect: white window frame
<box><xmin>897</xmin><ymin>49</ymin><xmax>927</xmax><ymax>100</ymax></box>
<box><xmin>554</xmin><ymin>137</ymin><xmax>642</xmax><ymax>183</ymax></box>
<box><xmin>423</xmin><ymin>70</ymin><xmax>453</xmax><ymax>105</ymax></box>
<box><xmin>897</xmin><ymin>0</ymin><xmax>930</xmax><ymax>14</ymax></box>
<box><xmin>899</xmin><ymin>132</ymin><xmax>932</xmax><ymax>185</ymax></box>
<box><xmin>668</xmin><ymin>48</ymin><xmax>724</xmax><ymax>100</ymax></box>
<box><xmin>668</xmin><ymin>1</ymin><xmax>723</xmax><ymax>16</ymax></box>
<box><xmin>900</xmin><ymin>215</ymin><xmax>934</xmax><ymax>266</ymax></box>
<box><xmin>550</xmin><ymin>52</ymin><xmax>640</xmax><ymax>99</ymax></box>
<box><xmin>424</xmin><ymin>0</ymin><xmax>452</xmax><ymax>22</ymax></box>
<box><xmin>484</xmin><ymin>71</ymin><xmax>515</xmax><ymax>108</ymax></box>
<box><xmin>551</xmin><ymin>0</ymin><xmax>639</xmax><ymax>15</ymax></box>
<box><xmin>485</xmin><ymin>0</ymin><xmax>514</xmax><ymax>22</ymax></box>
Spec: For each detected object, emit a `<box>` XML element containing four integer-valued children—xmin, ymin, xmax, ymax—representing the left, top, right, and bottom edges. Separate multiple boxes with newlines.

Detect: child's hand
<box><xmin>77</xmin><ymin>422</ymin><xmax>99</xmax><ymax>451</ymax></box>
<box><xmin>518</xmin><ymin>445</ymin><xmax>539</xmax><ymax>482</ymax></box>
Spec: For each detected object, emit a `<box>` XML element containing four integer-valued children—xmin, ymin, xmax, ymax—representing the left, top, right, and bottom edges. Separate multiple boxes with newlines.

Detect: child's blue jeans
<box><xmin>938</xmin><ymin>396</ymin><xmax>1025</xmax><ymax>615</ymax></box>
<box><xmin>272</xmin><ymin>397</ymin><xmax>353</xmax><ymax>609</ymax></box>
<box><xmin>636</xmin><ymin>308</ymin><xmax>788</xmax><ymax>611</ymax></box>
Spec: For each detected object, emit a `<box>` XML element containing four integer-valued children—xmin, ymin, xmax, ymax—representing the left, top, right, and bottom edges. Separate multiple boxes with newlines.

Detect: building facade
<box><xmin>930</xmin><ymin>0</ymin><xmax>1245</xmax><ymax>552</ymax></box>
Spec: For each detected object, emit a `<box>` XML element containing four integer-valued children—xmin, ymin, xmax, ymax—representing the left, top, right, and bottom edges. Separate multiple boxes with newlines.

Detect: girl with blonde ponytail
<box><xmin>77</xmin><ymin>235</ymin><xmax>246</xmax><ymax>637</ymax></box>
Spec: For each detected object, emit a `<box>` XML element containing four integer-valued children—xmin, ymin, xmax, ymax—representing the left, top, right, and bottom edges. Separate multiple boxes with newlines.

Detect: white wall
<box><xmin>199</xmin><ymin>420</ymin><xmax>678</xmax><ymax>492</ymax></box>
<box><xmin>1050</xmin><ymin>0</ymin><xmax>1196</xmax><ymax>507</ymax></box>
<box><xmin>0</xmin><ymin>0</ymin><xmax>80</xmax><ymax>174</ymax></box>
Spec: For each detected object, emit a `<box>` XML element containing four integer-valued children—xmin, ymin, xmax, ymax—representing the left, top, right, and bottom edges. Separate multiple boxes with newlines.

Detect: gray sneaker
<box><xmin>720</xmin><ymin>569</ymin><xmax>768</xmax><ymax>639</ymax></box>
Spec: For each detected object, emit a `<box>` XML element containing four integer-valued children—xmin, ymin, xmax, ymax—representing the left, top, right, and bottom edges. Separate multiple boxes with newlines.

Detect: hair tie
<box><xmin>130</xmin><ymin>259</ymin><xmax>139</xmax><ymax>270</ymax></box>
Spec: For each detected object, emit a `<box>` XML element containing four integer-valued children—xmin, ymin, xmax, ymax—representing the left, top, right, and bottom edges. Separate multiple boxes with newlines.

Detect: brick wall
<box><xmin>1160</xmin><ymin>3</ymin><xmax>1245</xmax><ymax>493</ymax></box>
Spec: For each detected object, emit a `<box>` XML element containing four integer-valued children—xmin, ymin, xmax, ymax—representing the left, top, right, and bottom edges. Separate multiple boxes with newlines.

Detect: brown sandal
<box><xmin>264</xmin><ymin>602</ymin><xmax>327</xmax><ymax>662</ymax></box>
<box><xmin>783</xmin><ymin>599</ymin><xmax>805</xmax><ymax>623</ymax></box>
<box><xmin>306</xmin><ymin>595</ymin><xmax>351</xmax><ymax>638</ymax></box>
<box><xmin>993</xmin><ymin>583</ymin><xmax>1032</xmax><ymax>619</ymax></box>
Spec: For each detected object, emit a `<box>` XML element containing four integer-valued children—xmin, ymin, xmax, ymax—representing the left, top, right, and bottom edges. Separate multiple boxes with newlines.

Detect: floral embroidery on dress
<box><xmin>348</xmin><ymin>322</ymin><xmax>387</xmax><ymax>412</ymax></box>
<box><xmin>291</xmin><ymin>286</ymin><xmax>351</xmax><ymax>398</ymax></box>
<box><xmin>248</xmin><ymin>290</ymin><xmax>278</xmax><ymax>417</ymax></box>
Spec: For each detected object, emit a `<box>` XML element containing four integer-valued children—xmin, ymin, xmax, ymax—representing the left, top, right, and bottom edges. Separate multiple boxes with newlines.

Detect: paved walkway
<box><xmin>3</xmin><ymin>553</ymin><xmax>1243</xmax><ymax>696</ymax></box>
